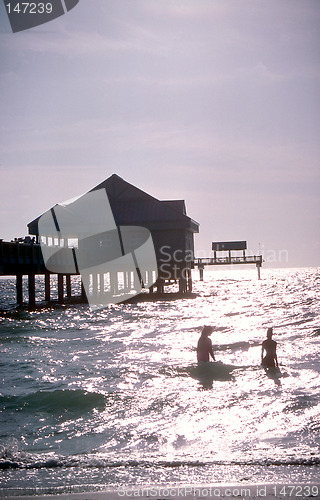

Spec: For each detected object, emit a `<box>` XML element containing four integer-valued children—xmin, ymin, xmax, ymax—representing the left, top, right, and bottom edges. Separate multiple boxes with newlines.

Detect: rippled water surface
<box><xmin>0</xmin><ymin>267</ymin><xmax>319</xmax><ymax>494</ymax></box>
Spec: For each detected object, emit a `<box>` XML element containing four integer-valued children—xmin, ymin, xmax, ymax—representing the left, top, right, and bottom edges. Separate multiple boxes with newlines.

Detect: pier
<box><xmin>0</xmin><ymin>240</ymin><xmax>263</xmax><ymax>309</ymax></box>
<box><xmin>194</xmin><ymin>241</ymin><xmax>263</xmax><ymax>280</ymax></box>
<box><xmin>0</xmin><ymin>180</ymin><xmax>263</xmax><ymax>309</ymax></box>
<box><xmin>0</xmin><ymin>239</ymin><xmax>194</xmax><ymax>309</ymax></box>
<box><xmin>0</xmin><ymin>240</ymin><xmax>81</xmax><ymax>308</ymax></box>
<box><xmin>194</xmin><ymin>255</ymin><xmax>263</xmax><ymax>280</ymax></box>
<box><xmin>0</xmin><ymin>240</ymin><xmax>161</xmax><ymax>308</ymax></box>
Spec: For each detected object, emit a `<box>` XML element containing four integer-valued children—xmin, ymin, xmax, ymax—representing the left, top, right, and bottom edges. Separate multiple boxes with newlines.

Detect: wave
<box><xmin>277</xmin><ymin>317</ymin><xmax>315</xmax><ymax>328</ymax></box>
<box><xmin>215</xmin><ymin>341</ymin><xmax>253</xmax><ymax>351</ymax></box>
<box><xmin>0</xmin><ymin>389</ymin><xmax>105</xmax><ymax>414</ymax></box>
<box><xmin>1</xmin><ymin>455</ymin><xmax>320</xmax><ymax>470</ymax></box>
<box><xmin>283</xmin><ymin>394</ymin><xmax>320</xmax><ymax>413</ymax></box>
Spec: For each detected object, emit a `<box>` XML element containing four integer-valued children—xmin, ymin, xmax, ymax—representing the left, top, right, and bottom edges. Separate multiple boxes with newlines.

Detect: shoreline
<box><xmin>1</xmin><ymin>483</ymin><xmax>320</xmax><ymax>499</ymax></box>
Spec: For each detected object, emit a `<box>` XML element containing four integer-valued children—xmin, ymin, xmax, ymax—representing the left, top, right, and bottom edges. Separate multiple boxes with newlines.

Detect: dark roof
<box><xmin>28</xmin><ymin>174</ymin><xmax>199</xmax><ymax>235</ymax></box>
<box><xmin>160</xmin><ymin>200</ymin><xmax>186</xmax><ymax>215</ymax></box>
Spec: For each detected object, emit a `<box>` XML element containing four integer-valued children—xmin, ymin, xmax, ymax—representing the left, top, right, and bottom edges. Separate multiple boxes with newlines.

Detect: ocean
<box><xmin>0</xmin><ymin>267</ymin><xmax>319</xmax><ymax>496</ymax></box>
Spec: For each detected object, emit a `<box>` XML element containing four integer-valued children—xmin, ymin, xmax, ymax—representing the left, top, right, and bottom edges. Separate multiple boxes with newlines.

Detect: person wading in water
<box><xmin>197</xmin><ymin>326</ymin><xmax>216</xmax><ymax>362</ymax></box>
<box><xmin>261</xmin><ymin>327</ymin><xmax>278</xmax><ymax>368</ymax></box>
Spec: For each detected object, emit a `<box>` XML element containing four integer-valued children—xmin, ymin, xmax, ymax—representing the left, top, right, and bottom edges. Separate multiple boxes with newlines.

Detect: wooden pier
<box><xmin>194</xmin><ymin>255</ymin><xmax>263</xmax><ymax>280</ymax></box>
<box><xmin>0</xmin><ymin>240</ymin><xmax>190</xmax><ymax>308</ymax></box>
<box><xmin>0</xmin><ymin>237</ymin><xmax>263</xmax><ymax>308</ymax></box>
<box><xmin>0</xmin><ymin>240</ymin><xmax>82</xmax><ymax>308</ymax></box>
<box><xmin>194</xmin><ymin>240</ymin><xmax>263</xmax><ymax>280</ymax></box>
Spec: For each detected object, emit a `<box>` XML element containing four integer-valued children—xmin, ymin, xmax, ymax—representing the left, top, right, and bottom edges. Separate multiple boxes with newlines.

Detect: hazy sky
<box><xmin>1</xmin><ymin>0</ymin><xmax>319</xmax><ymax>268</ymax></box>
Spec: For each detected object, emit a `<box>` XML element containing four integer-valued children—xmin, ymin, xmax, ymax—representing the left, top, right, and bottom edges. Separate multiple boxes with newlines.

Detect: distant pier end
<box><xmin>194</xmin><ymin>240</ymin><xmax>263</xmax><ymax>280</ymax></box>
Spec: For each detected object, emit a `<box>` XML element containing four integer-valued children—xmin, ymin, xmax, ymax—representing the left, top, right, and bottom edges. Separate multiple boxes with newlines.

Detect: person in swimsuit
<box><xmin>197</xmin><ymin>326</ymin><xmax>216</xmax><ymax>362</ymax></box>
<box><xmin>261</xmin><ymin>327</ymin><xmax>278</xmax><ymax>368</ymax></box>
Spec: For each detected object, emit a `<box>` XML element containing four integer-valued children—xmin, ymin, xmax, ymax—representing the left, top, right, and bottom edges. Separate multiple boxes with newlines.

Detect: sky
<box><xmin>0</xmin><ymin>0</ymin><xmax>319</xmax><ymax>268</ymax></box>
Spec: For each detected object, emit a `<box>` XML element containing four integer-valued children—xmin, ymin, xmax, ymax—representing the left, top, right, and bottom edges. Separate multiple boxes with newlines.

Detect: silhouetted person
<box><xmin>261</xmin><ymin>327</ymin><xmax>278</xmax><ymax>368</ymax></box>
<box><xmin>197</xmin><ymin>326</ymin><xmax>216</xmax><ymax>362</ymax></box>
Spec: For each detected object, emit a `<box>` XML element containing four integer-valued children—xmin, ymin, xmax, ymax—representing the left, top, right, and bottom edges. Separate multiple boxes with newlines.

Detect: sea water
<box><xmin>0</xmin><ymin>267</ymin><xmax>319</xmax><ymax>495</ymax></box>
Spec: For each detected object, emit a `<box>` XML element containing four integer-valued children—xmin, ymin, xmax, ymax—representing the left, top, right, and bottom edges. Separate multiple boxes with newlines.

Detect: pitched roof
<box><xmin>90</xmin><ymin>174</ymin><xmax>198</xmax><ymax>231</ymax></box>
<box><xmin>28</xmin><ymin>174</ymin><xmax>199</xmax><ymax>234</ymax></box>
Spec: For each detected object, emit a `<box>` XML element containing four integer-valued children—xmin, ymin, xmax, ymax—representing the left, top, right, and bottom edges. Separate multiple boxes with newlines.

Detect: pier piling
<box><xmin>45</xmin><ymin>272</ymin><xmax>51</xmax><ymax>302</ymax></box>
<box><xmin>66</xmin><ymin>275</ymin><xmax>72</xmax><ymax>298</ymax></box>
<box><xmin>28</xmin><ymin>274</ymin><xmax>36</xmax><ymax>309</ymax></box>
<box><xmin>16</xmin><ymin>274</ymin><xmax>23</xmax><ymax>305</ymax></box>
<box><xmin>58</xmin><ymin>274</ymin><xmax>64</xmax><ymax>304</ymax></box>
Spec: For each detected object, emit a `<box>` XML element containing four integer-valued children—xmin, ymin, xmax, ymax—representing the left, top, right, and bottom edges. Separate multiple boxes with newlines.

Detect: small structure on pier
<box><xmin>194</xmin><ymin>241</ymin><xmax>263</xmax><ymax>280</ymax></box>
<box><xmin>1</xmin><ymin>174</ymin><xmax>199</xmax><ymax>308</ymax></box>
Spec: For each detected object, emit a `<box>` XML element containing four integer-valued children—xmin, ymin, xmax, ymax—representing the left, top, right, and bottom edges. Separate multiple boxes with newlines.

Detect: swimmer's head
<box><xmin>267</xmin><ymin>327</ymin><xmax>273</xmax><ymax>339</ymax></box>
<box><xmin>202</xmin><ymin>325</ymin><xmax>213</xmax><ymax>336</ymax></box>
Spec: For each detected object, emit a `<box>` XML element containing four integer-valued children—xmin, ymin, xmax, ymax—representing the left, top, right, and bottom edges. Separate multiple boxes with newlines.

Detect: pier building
<box><xmin>1</xmin><ymin>174</ymin><xmax>199</xmax><ymax>307</ymax></box>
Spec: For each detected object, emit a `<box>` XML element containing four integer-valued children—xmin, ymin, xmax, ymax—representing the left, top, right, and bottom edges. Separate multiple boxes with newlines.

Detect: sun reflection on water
<box><xmin>1</xmin><ymin>267</ymin><xmax>319</xmax><ymax>489</ymax></box>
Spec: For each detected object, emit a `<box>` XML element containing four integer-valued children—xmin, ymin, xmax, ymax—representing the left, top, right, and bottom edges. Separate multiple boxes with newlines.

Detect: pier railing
<box><xmin>194</xmin><ymin>255</ymin><xmax>263</xmax><ymax>266</ymax></box>
<box><xmin>0</xmin><ymin>240</ymin><xmax>46</xmax><ymax>275</ymax></box>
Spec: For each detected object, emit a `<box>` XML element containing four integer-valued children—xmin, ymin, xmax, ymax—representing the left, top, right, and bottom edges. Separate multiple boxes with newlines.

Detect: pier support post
<box><xmin>185</xmin><ymin>268</ymin><xmax>192</xmax><ymax>292</ymax></box>
<box><xmin>66</xmin><ymin>275</ymin><xmax>72</xmax><ymax>298</ymax></box>
<box><xmin>156</xmin><ymin>278</ymin><xmax>164</xmax><ymax>294</ymax></box>
<box><xmin>58</xmin><ymin>274</ymin><xmax>64</xmax><ymax>304</ymax></box>
<box><xmin>99</xmin><ymin>273</ymin><xmax>105</xmax><ymax>296</ymax></box>
<box><xmin>256</xmin><ymin>263</ymin><xmax>261</xmax><ymax>280</ymax></box>
<box><xmin>199</xmin><ymin>264</ymin><xmax>204</xmax><ymax>281</ymax></box>
<box><xmin>92</xmin><ymin>272</ymin><xmax>98</xmax><ymax>300</ymax></box>
<box><xmin>16</xmin><ymin>274</ymin><xmax>23</xmax><ymax>305</ymax></box>
<box><xmin>45</xmin><ymin>272</ymin><xmax>51</xmax><ymax>302</ymax></box>
<box><xmin>110</xmin><ymin>272</ymin><xmax>117</xmax><ymax>295</ymax></box>
<box><xmin>28</xmin><ymin>274</ymin><xmax>36</xmax><ymax>309</ymax></box>
<box><xmin>179</xmin><ymin>275</ymin><xmax>187</xmax><ymax>294</ymax></box>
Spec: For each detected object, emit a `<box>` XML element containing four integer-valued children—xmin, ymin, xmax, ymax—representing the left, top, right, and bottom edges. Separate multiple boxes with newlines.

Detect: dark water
<box><xmin>0</xmin><ymin>268</ymin><xmax>319</xmax><ymax>495</ymax></box>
